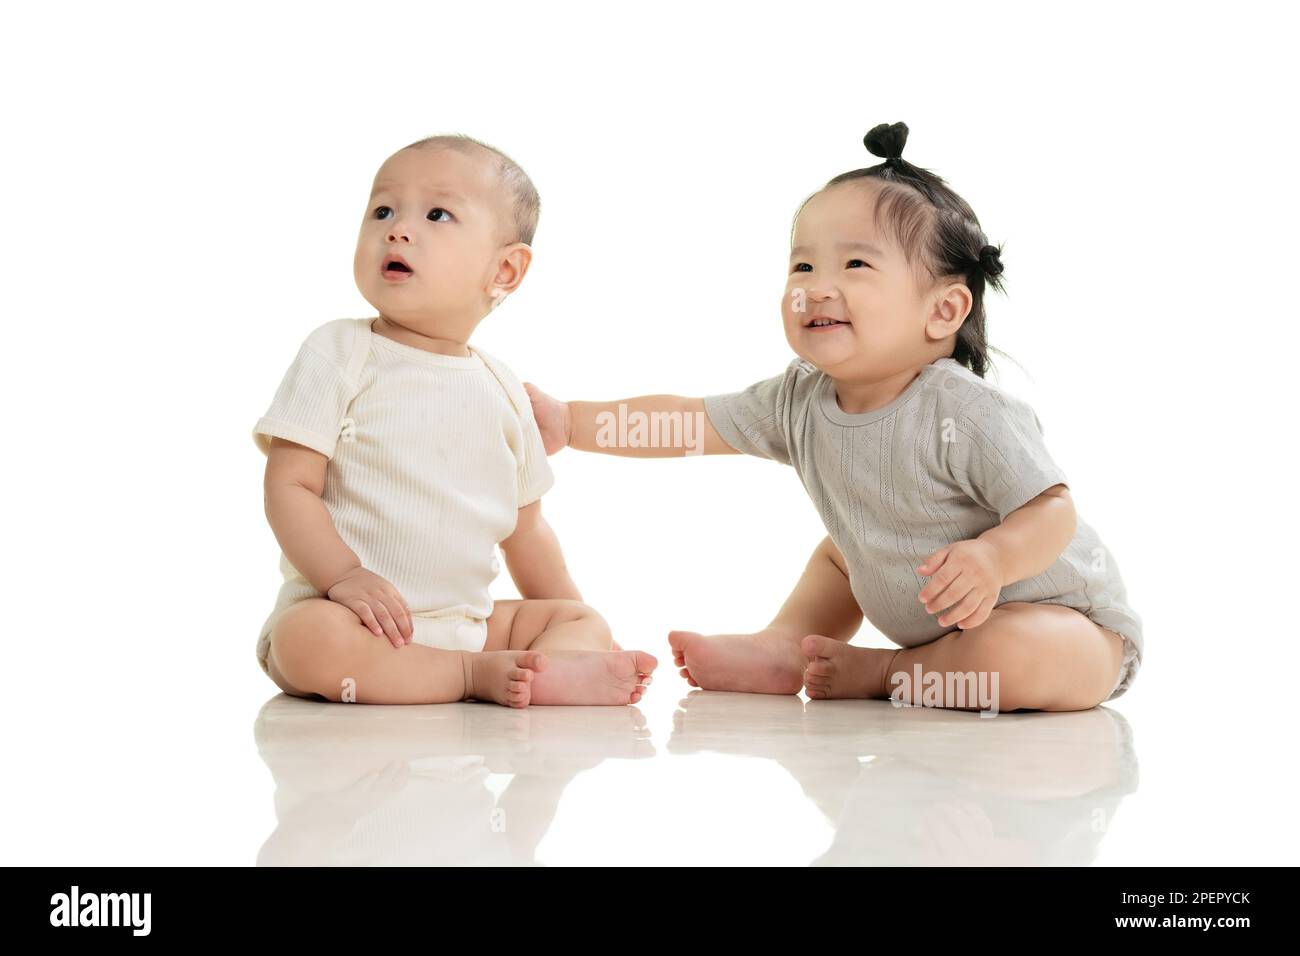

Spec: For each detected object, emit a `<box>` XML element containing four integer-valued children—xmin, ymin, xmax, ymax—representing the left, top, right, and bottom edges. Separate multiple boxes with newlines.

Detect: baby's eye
<box><xmin>427</xmin><ymin>207</ymin><xmax>453</xmax><ymax>222</ymax></box>
<box><xmin>373</xmin><ymin>205</ymin><xmax>393</xmax><ymax>220</ymax></box>
<box><xmin>846</xmin><ymin>259</ymin><xmax>869</xmax><ymax>268</ymax></box>
<box><xmin>792</xmin><ymin>262</ymin><xmax>812</xmax><ymax>273</ymax></box>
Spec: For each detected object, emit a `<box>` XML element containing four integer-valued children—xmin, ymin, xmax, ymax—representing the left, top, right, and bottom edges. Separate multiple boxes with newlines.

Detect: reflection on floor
<box><xmin>253</xmin><ymin>691</ymin><xmax>1138</xmax><ymax>866</ymax></box>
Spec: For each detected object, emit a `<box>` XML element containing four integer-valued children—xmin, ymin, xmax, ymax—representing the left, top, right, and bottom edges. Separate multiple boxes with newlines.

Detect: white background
<box><xmin>3</xmin><ymin>0</ymin><xmax>1296</xmax><ymax>865</ymax></box>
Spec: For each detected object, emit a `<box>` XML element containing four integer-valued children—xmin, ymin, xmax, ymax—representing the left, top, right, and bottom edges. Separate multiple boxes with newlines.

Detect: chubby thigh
<box><xmin>904</xmin><ymin>601</ymin><xmax>1127</xmax><ymax>711</ymax></box>
<box><xmin>482</xmin><ymin>598</ymin><xmax>612</xmax><ymax>652</ymax></box>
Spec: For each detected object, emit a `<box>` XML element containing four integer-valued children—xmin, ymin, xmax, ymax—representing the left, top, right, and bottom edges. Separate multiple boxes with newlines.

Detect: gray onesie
<box><xmin>703</xmin><ymin>356</ymin><xmax>1142</xmax><ymax>701</ymax></box>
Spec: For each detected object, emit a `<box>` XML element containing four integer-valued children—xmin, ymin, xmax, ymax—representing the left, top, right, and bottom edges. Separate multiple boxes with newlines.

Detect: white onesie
<box><xmin>252</xmin><ymin>317</ymin><xmax>555</xmax><ymax>675</ymax></box>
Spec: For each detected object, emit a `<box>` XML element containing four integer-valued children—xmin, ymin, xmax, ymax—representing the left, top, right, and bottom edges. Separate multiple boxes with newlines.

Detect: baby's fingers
<box><xmin>371</xmin><ymin>601</ymin><xmax>405</xmax><ymax>649</ymax></box>
<box><xmin>385</xmin><ymin>589</ymin><xmax>413</xmax><ymax>643</ymax></box>
<box><xmin>938</xmin><ymin>588</ymin><xmax>985</xmax><ymax>629</ymax></box>
<box><xmin>916</xmin><ymin>546</ymin><xmax>951</xmax><ymax>576</ymax></box>
<box><xmin>922</xmin><ymin>571</ymin><xmax>966</xmax><ymax>614</ymax></box>
<box><xmin>350</xmin><ymin>601</ymin><xmax>386</xmax><ymax>639</ymax></box>
<box><xmin>956</xmin><ymin>596</ymin><xmax>996</xmax><ymax>631</ymax></box>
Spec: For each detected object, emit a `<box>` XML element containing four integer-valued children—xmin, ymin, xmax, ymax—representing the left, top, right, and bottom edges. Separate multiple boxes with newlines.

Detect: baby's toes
<box><xmin>804</xmin><ymin>659</ymin><xmax>833</xmax><ymax>680</ymax></box>
<box><xmin>632</xmin><ymin>675</ymin><xmax>652</xmax><ymax>696</ymax></box>
<box><xmin>507</xmin><ymin>666</ymin><xmax>535</xmax><ymax>683</ymax></box>
<box><xmin>517</xmin><ymin>650</ymin><xmax>547</xmax><ymax>673</ymax></box>
<box><xmin>668</xmin><ymin>631</ymin><xmax>697</xmax><ymax>663</ymax></box>
<box><xmin>803</xmin><ymin>664</ymin><xmax>832</xmax><ymax>697</ymax></box>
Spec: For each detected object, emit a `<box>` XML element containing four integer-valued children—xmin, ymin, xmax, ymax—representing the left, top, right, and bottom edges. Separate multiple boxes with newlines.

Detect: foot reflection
<box><xmin>668</xmin><ymin>692</ymin><xmax>1139</xmax><ymax>866</ymax></box>
<box><xmin>252</xmin><ymin>696</ymin><xmax>655</xmax><ymax>866</ymax></box>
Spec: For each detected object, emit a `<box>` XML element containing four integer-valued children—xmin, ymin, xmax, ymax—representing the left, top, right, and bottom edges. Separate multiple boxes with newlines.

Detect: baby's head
<box><xmin>354</xmin><ymin>134</ymin><xmax>540</xmax><ymax>344</ymax></box>
<box><xmin>783</xmin><ymin>122</ymin><xmax>1006</xmax><ymax>381</ymax></box>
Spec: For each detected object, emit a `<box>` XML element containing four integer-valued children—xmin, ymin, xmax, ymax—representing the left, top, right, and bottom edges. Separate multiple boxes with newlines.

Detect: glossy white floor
<box><xmin>250</xmin><ymin>687</ymin><xmax>1142</xmax><ymax>867</ymax></box>
<box><xmin>236</xmin><ymin>658</ymin><xmax>1291</xmax><ymax>866</ymax></box>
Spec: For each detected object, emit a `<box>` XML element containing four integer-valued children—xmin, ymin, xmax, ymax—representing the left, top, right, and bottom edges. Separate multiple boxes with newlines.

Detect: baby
<box><xmin>527</xmin><ymin>122</ymin><xmax>1142</xmax><ymax>714</ymax></box>
<box><xmin>253</xmin><ymin>134</ymin><xmax>656</xmax><ymax>707</ymax></box>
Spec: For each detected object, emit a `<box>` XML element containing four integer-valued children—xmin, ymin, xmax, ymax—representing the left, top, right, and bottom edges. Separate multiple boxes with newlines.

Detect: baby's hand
<box><xmin>916</xmin><ymin>540</ymin><xmax>1004</xmax><ymax>630</ymax></box>
<box><xmin>523</xmin><ymin>382</ymin><xmax>571</xmax><ymax>455</ymax></box>
<box><xmin>326</xmin><ymin>568</ymin><xmax>413</xmax><ymax>648</ymax></box>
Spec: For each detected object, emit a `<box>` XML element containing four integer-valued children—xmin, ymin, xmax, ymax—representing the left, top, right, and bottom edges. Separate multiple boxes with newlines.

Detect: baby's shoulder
<box><xmin>300</xmin><ymin>317</ymin><xmax>368</xmax><ymax>376</ymax></box>
<box><xmin>782</xmin><ymin>356</ymin><xmax>824</xmax><ymax>400</ymax></box>
<box><xmin>920</xmin><ymin>360</ymin><xmax>1044</xmax><ymax>431</ymax></box>
<box><xmin>467</xmin><ymin>345</ymin><xmax>530</xmax><ymax>419</ymax></box>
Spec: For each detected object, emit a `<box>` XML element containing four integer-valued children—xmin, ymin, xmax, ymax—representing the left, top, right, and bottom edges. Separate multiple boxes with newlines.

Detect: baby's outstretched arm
<box><xmin>264</xmin><ymin>436</ymin><xmax>414</xmax><ymax>647</ymax></box>
<box><xmin>500</xmin><ymin>498</ymin><xmax>581</xmax><ymax>601</ymax></box>
<box><xmin>524</xmin><ymin>384</ymin><xmax>740</xmax><ymax>457</ymax></box>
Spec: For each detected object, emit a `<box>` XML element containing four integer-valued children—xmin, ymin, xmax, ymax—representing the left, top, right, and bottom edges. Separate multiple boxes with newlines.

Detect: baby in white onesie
<box><xmin>253</xmin><ymin>134</ymin><xmax>656</xmax><ymax>707</ymax></box>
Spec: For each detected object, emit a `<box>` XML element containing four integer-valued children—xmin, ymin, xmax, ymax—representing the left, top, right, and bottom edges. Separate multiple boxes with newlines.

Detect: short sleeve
<box><xmin>702</xmin><ymin>361</ymin><xmax>804</xmax><ymax>465</ymax></box>
<box><xmin>252</xmin><ymin>326</ymin><xmax>357</xmax><ymax>459</ymax></box>
<box><xmin>471</xmin><ymin>346</ymin><xmax>556</xmax><ymax>507</ymax></box>
<box><xmin>946</xmin><ymin>389</ymin><xmax>1070</xmax><ymax>520</ymax></box>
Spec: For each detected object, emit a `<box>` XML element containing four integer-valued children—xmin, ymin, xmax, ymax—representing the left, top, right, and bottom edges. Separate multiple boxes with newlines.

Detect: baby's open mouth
<box><xmin>806</xmin><ymin>316</ymin><xmax>850</xmax><ymax>328</ymax></box>
<box><xmin>382</xmin><ymin>255</ymin><xmax>414</xmax><ymax>275</ymax></box>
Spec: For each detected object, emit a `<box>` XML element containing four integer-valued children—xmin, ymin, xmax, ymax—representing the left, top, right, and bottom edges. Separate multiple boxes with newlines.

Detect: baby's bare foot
<box><xmin>465</xmin><ymin>650</ymin><xmax>546</xmax><ymax>708</ymax></box>
<box><xmin>529</xmin><ymin>650</ymin><xmax>657</xmax><ymax>706</ymax></box>
<box><xmin>801</xmin><ymin>635</ymin><xmax>892</xmax><ymax>700</ymax></box>
<box><xmin>668</xmin><ymin>628</ymin><xmax>806</xmax><ymax>694</ymax></box>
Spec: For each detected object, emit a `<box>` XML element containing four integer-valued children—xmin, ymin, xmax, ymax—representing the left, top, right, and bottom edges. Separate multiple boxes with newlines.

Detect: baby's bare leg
<box><xmin>669</xmin><ymin>535</ymin><xmax>863</xmax><ymax>694</ymax></box>
<box><xmin>486</xmin><ymin>599</ymin><xmax>656</xmax><ymax>706</ymax></box>
<box><xmin>267</xmin><ymin>599</ymin><xmax>541</xmax><ymax>707</ymax></box>
<box><xmin>483</xmin><ymin>598</ymin><xmax>614</xmax><ymax>653</ymax></box>
<box><xmin>768</xmin><ymin>536</ymin><xmax>864</xmax><ymax>639</ymax></box>
<box><xmin>802</xmin><ymin>602</ymin><xmax>1126</xmax><ymax>713</ymax></box>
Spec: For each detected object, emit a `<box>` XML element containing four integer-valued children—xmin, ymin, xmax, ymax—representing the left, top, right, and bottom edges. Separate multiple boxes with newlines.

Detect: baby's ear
<box><xmin>925</xmin><ymin>283</ymin><xmax>972</xmax><ymax>340</ymax></box>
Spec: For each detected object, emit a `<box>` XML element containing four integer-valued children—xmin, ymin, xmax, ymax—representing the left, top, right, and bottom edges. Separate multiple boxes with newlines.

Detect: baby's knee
<box><xmin>575</xmin><ymin>602</ymin><xmax>613</xmax><ymax>646</ymax></box>
<box><xmin>552</xmin><ymin>600</ymin><xmax>612</xmax><ymax>647</ymax></box>
<box><xmin>269</xmin><ymin>600</ymin><xmax>352</xmax><ymax>692</ymax></box>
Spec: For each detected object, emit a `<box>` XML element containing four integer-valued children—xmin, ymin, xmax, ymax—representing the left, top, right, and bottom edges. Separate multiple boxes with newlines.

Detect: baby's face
<box><xmin>354</xmin><ymin>146</ymin><xmax>517</xmax><ymax>338</ymax></box>
<box><xmin>782</xmin><ymin>181</ymin><xmax>945</xmax><ymax>381</ymax></box>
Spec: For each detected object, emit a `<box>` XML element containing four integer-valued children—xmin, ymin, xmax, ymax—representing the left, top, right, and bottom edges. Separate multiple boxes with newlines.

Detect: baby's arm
<box><xmin>264</xmin><ymin>437</ymin><xmax>413</xmax><ymax>646</ymax></box>
<box><xmin>917</xmin><ymin>484</ymin><xmax>1076</xmax><ymax>630</ymax></box>
<box><xmin>525</xmin><ymin>384</ymin><xmax>740</xmax><ymax>457</ymax></box>
<box><xmin>499</xmin><ymin>498</ymin><xmax>581</xmax><ymax>600</ymax></box>
<box><xmin>976</xmin><ymin>484</ymin><xmax>1076</xmax><ymax>584</ymax></box>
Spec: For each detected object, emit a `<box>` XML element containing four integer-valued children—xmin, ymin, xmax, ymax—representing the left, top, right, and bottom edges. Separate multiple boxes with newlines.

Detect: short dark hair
<box><xmin>794</xmin><ymin>122</ymin><xmax>1007</xmax><ymax>378</ymax></box>
<box><xmin>402</xmin><ymin>133</ymin><xmax>541</xmax><ymax>246</ymax></box>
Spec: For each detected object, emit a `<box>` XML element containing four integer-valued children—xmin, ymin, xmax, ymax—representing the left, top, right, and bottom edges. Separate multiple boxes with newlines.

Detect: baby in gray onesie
<box><xmin>526</xmin><ymin>121</ymin><xmax>1142</xmax><ymax>712</ymax></box>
